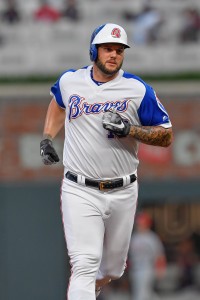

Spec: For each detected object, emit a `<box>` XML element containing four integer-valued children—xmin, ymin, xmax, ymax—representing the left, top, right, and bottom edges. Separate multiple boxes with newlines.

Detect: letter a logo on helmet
<box><xmin>111</xmin><ymin>28</ymin><xmax>121</xmax><ymax>38</ymax></box>
<box><xmin>89</xmin><ymin>23</ymin><xmax>130</xmax><ymax>61</ymax></box>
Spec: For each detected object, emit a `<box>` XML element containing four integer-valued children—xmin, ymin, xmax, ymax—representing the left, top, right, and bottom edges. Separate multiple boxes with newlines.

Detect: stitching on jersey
<box><xmin>68</xmin><ymin>94</ymin><xmax>130</xmax><ymax>121</ymax></box>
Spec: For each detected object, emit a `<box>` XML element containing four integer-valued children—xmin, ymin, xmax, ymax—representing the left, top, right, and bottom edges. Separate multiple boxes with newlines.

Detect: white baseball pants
<box><xmin>61</xmin><ymin>176</ymin><xmax>138</xmax><ymax>300</ymax></box>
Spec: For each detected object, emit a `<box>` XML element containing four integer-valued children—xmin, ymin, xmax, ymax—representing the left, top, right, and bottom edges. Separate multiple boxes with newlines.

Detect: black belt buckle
<box><xmin>99</xmin><ymin>180</ymin><xmax>113</xmax><ymax>191</ymax></box>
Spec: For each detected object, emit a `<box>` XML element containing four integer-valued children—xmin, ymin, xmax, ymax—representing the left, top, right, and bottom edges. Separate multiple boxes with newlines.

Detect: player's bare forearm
<box><xmin>129</xmin><ymin>125</ymin><xmax>173</xmax><ymax>147</ymax></box>
<box><xmin>43</xmin><ymin>98</ymin><xmax>66</xmax><ymax>139</ymax></box>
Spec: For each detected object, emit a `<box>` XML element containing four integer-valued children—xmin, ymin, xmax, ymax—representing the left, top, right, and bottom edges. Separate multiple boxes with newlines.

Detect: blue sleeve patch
<box><xmin>50</xmin><ymin>69</ymin><xmax>76</xmax><ymax>109</ymax></box>
<box><xmin>138</xmin><ymin>84</ymin><xmax>170</xmax><ymax>126</ymax></box>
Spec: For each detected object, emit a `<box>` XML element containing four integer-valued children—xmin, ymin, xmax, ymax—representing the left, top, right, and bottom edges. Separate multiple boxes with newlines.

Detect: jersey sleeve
<box><xmin>137</xmin><ymin>84</ymin><xmax>172</xmax><ymax>128</ymax></box>
<box><xmin>50</xmin><ymin>69</ymin><xmax>76</xmax><ymax>109</ymax></box>
<box><xmin>50</xmin><ymin>78</ymin><xmax>66</xmax><ymax>109</ymax></box>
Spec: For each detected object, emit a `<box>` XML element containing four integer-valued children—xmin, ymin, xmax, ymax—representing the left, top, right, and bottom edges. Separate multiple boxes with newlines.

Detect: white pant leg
<box><xmin>61</xmin><ymin>179</ymin><xmax>106</xmax><ymax>300</ymax></box>
<box><xmin>97</xmin><ymin>181</ymin><xmax>138</xmax><ymax>280</ymax></box>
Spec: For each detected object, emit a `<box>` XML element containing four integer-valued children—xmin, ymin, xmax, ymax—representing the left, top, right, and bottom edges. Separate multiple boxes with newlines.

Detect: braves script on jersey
<box><xmin>51</xmin><ymin>65</ymin><xmax>171</xmax><ymax>179</ymax></box>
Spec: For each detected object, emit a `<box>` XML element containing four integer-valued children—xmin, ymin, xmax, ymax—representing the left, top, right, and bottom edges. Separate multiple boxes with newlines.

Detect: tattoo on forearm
<box><xmin>129</xmin><ymin>125</ymin><xmax>172</xmax><ymax>147</ymax></box>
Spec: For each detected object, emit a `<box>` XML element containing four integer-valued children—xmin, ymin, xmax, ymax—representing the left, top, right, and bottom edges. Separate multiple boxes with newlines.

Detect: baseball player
<box><xmin>40</xmin><ymin>23</ymin><xmax>173</xmax><ymax>300</ymax></box>
<box><xmin>129</xmin><ymin>212</ymin><xmax>166</xmax><ymax>300</ymax></box>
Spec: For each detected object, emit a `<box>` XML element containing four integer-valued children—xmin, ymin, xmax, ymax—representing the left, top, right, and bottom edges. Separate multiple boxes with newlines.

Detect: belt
<box><xmin>65</xmin><ymin>171</ymin><xmax>137</xmax><ymax>191</ymax></box>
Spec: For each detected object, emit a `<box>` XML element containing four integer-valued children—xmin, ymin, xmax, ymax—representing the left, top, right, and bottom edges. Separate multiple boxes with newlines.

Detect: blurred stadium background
<box><xmin>0</xmin><ymin>0</ymin><xmax>200</xmax><ymax>300</ymax></box>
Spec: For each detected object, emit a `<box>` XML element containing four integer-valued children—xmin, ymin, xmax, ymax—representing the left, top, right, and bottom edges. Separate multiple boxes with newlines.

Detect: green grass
<box><xmin>140</xmin><ymin>72</ymin><xmax>200</xmax><ymax>81</ymax></box>
<box><xmin>0</xmin><ymin>75</ymin><xmax>57</xmax><ymax>84</ymax></box>
<box><xmin>0</xmin><ymin>72</ymin><xmax>200</xmax><ymax>84</ymax></box>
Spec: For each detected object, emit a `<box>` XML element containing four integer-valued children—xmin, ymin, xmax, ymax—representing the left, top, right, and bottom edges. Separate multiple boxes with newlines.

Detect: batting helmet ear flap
<box><xmin>90</xmin><ymin>44</ymin><xmax>97</xmax><ymax>62</ymax></box>
<box><xmin>89</xmin><ymin>24</ymin><xmax>106</xmax><ymax>61</ymax></box>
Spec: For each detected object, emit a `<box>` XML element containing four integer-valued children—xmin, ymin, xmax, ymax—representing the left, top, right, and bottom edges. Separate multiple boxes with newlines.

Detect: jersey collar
<box><xmin>90</xmin><ymin>68</ymin><xmax>105</xmax><ymax>86</ymax></box>
<box><xmin>86</xmin><ymin>65</ymin><xmax>123</xmax><ymax>88</ymax></box>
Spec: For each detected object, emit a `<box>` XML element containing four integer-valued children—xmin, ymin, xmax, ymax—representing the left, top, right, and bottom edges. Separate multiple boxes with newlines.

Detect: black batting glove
<box><xmin>102</xmin><ymin>109</ymin><xmax>131</xmax><ymax>137</ymax></box>
<box><xmin>40</xmin><ymin>138</ymin><xmax>60</xmax><ymax>165</ymax></box>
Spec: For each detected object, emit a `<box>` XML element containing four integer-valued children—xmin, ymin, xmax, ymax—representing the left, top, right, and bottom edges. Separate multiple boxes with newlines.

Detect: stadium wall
<box><xmin>1</xmin><ymin>81</ymin><xmax>200</xmax><ymax>300</ymax></box>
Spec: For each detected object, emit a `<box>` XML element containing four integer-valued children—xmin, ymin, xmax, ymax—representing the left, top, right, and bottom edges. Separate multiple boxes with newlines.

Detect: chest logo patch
<box><xmin>68</xmin><ymin>94</ymin><xmax>130</xmax><ymax>121</ymax></box>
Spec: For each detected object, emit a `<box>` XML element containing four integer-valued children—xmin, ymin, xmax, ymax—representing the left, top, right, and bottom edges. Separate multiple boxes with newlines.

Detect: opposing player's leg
<box><xmin>131</xmin><ymin>269</ymin><xmax>154</xmax><ymax>300</ymax></box>
<box><xmin>61</xmin><ymin>178</ymin><xmax>105</xmax><ymax>300</ymax></box>
<box><xmin>96</xmin><ymin>181</ymin><xmax>138</xmax><ymax>289</ymax></box>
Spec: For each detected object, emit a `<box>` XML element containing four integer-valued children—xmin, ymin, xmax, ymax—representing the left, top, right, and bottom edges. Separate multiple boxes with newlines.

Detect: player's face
<box><xmin>95</xmin><ymin>43</ymin><xmax>125</xmax><ymax>76</ymax></box>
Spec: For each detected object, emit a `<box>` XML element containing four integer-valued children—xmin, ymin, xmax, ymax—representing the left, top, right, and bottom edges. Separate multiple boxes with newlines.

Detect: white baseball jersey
<box><xmin>50</xmin><ymin>65</ymin><xmax>172</xmax><ymax>179</ymax></box>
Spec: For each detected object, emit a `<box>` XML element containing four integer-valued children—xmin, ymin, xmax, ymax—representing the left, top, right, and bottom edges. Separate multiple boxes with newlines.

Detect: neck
<box><xmin>92</xmin><ymin>64</ymin><xmax>119</xmax><ymax>83</ymax></box>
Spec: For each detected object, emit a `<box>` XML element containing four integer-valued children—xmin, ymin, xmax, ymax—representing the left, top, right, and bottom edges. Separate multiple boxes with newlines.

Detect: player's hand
<box><xmin>102</xmin><ymin>109</ymin><xmax>131</xmax><ymax>137</ymax></box>
<box><xmin>40</xmin><ymin>138</ymin><xmax>60</xmax><ymax>165</ymax></box>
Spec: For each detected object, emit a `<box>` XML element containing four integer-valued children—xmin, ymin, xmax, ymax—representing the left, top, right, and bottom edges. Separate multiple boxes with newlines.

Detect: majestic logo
<box><xmin>68</xmin><ymin>94</ymin><xmax>130</xmax><ymax>121</ymax></box>
<box><xmin>111</xmin><ymin>28</ymin><xmax>121</xmax><ymax>38</ymax></box>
